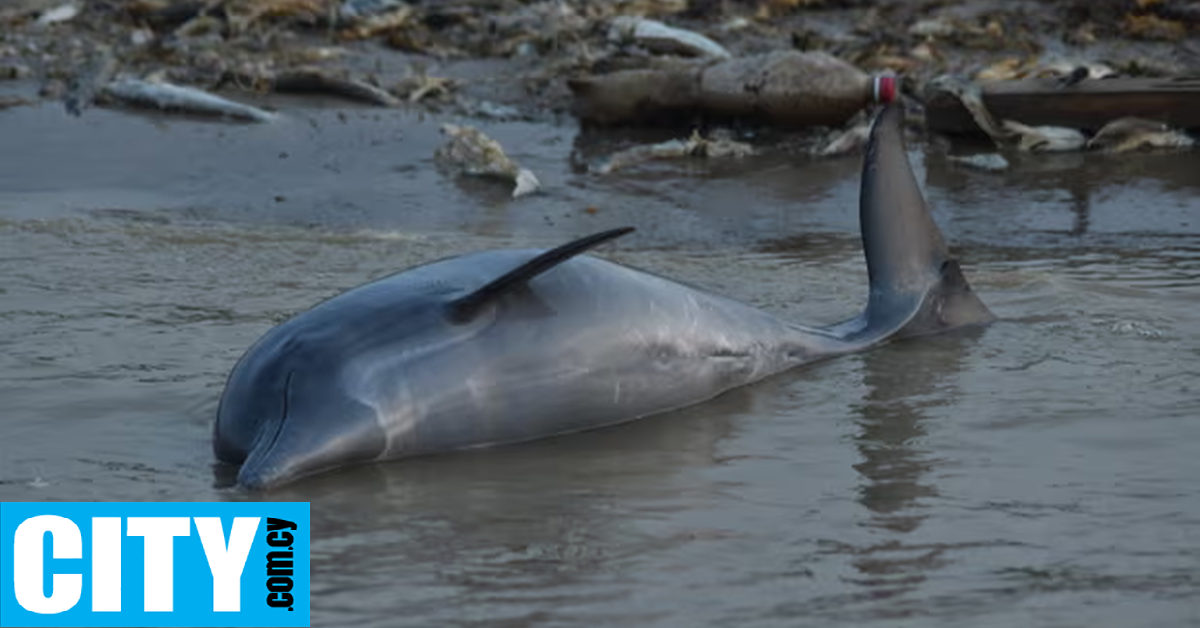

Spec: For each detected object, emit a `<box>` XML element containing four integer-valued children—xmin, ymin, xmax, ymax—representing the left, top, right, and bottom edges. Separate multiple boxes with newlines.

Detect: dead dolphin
<box><xmin>214</xmin><ymin>104</ymin><xmax>994</xmax><ymax>490</ymax></box>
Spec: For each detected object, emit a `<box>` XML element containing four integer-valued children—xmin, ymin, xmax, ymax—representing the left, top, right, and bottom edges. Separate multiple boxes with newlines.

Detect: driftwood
<box><xmin>925</xmin><ymin>77</ymin><xmax>1200</xmax><ymax>137</ymax></box>
<box><xmin>570</xmin><ymin>51</ymin><xmax>883</xmax><ymax>128</ymax></box>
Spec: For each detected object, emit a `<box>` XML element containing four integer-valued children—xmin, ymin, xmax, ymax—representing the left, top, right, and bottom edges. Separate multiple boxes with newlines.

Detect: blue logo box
<box><xmin>0</xmin><ymin>502</ymin><xmax>309</xmax><ymax>627</ymax></box>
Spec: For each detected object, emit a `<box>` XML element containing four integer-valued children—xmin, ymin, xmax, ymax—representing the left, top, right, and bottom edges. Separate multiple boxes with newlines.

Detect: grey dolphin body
<box><xmin>215</xmin><ymin>104</ymin><xmax>994</xmax><ymax>490</ymax></box>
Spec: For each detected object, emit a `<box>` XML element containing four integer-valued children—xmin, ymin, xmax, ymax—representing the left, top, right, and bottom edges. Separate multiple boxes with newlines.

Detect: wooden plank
<box><xmin>925</xmin><ymin>77</ymin><xmax>1200</xmax><ymax>137</ymax></box>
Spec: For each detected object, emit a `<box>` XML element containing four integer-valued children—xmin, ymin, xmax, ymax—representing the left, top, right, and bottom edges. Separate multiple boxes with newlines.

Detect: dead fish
<box><xmin>596</xmin><ymin>138</ymin><xmax>696</xmax><ymax>174</ymax></box>
<box><xmin>907</xmin><ymin>14</ymin><xmax>1004</xmax><ymax>47</ymax></box>
<box><xmin>337</xmin><ymin>4</ymin><xmax>412</xmax><ymax>39</ymax></box>
<box><xmin>0</xmin><ymin>0</ymin><xmax>59</xmax><ymax>23</ymax></box>
<box><xmin>1002</xmin><ymin>60</ymin><xmax>1120</xmax><ymax>88</ymax></box>
<box><xmin>34</xmin><ymin>1</ymin><xmax>77</xmax><ymax>25</ymax></box>
<box><xmin>947</xmin><ymin>153</ymin><xmax>1009</xmax><ymax>171</ymax></box>
<box><xmin>0</xmin><ymin>95</ymin><xmax>33</xmax><ymax>110</ymax></box>
<box><xmin>63</xmin><ymin>45</ymin><xmax>116</xmax><ymax>116</ymax></box>
<box><xmin>908</xmin><ymin>16</ymin><xmax>959</xmax><ymax>38</ymax></box>
<box><xmin>1124</xmin><ymin>13</ymin><xmax>1187</xmax><ymax>42</ymax></box>
<box><xmin>101</xmin><ymin>78</ymin><xmax>277</xmax><ymax>123</ymax></box>
<box><xmin>395</xmin><ymin>73</ymin><xmax>456</xmax><ymax>104</ymax></box>
<box><xmin>1086</xmin><ymin>117</ymin><xmax>1195</xmax><ymax>153</ymax></box>
<box><xmin>338</xmin><ymin>0</ymin><xmax>401</xmax><ymax>20</ymax></box>
<box><xmin>1</xmin><ymin>62</ymin><xmax>33</xmax><ymax>80</ymax></box>
<box><xmin>1038</xmin><ymin>61</ymin><xmax>1118</xmax><ymax>82</ymax></box>
<box><xmin>129</xmin><ymin>27</ymin><xmax>155</xmax><ymax>46</ymax></box>
<box><xmin>269</xmin><ymin>67</ymin><xmax>400</xmax><ymax>107</ymax></box>
<box><xmin>608</xmin><ymin>16</ymin><xmax>731</xmax><ymax>59</ymax></box>
<box><xmin>975</xmin><ymin>57</ymin><xmax>1028</xmax><ymax>82</ymax></box>
<box><xmin>610</xmin><ymin>0</ymin><xmax>687</xmax><ymax>15</ymax></box>
<box><xmin>702</xmin><ymin>135</ymin><xmax>754</xmax><ymax>159</ymax></box>
<box><xmin>593</xmin><ymin>130</ymin><xmax>753</xmax><ymax>174</ymax></box>
<box><xmin>1001</xmin><ymin>120</ymin><xmax>1087</xmax><ymax>153</ymax></box>
<box><xmin>816</xmin><ymin>120</ymin><xmax>872</xmax><ymax>157</ymax></box>
<box><xmin>435</xmin><ymin>124</ymin><xmax>540</xmax><ymax>198</ymax></box>
<box><xmin>926</xmin><ymin>75</ymin><xmax>1010</xmax><ymax>145</ymax></box>
<box><xmin>174</xmin><ymin>13</ymin><xmax>225</xmax><ymax>39</ymax></box>
<box><xmin>222</xmin><ymin>0</ymin><xmax>330</xmax><ymax>35</ymax></box>
<box><xmin>463</xmin><ymin>100</ymin><xmax>523</xmax><ymax>120</ymax></box>
<box><xmin>977</xmin><ymin>58</ymin><xmax>1118</xmax><ymax>83</ymax></box>
<box><xmin>1055</xmin><ymin>66</ymin><xmax>1090</xmax><ymax>88</ymax></box>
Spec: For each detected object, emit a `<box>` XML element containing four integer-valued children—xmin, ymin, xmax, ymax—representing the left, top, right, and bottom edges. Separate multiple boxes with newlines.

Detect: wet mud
<box><xmin>2</xmin><ymin>101</ymin><xmax>1198</xmax><ymax>626</ymax></box>
<box><xmin>2</xmin><ymin>1</ymin><xmax>1200</xmax><ymax>626</ymax></box>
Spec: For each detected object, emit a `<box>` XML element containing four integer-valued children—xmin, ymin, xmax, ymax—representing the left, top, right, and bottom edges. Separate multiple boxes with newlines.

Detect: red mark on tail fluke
<box><xmin>874</xmin><ymin>75</ymin><xmax>898</xmax><ymax>104</ymax></box>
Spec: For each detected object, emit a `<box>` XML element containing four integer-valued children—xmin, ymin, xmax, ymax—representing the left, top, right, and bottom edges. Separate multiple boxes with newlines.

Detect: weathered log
<box><xmin>925</xmin><ymin>77</ymin><xmax>1200</xmax><ymax>137</ymax></box>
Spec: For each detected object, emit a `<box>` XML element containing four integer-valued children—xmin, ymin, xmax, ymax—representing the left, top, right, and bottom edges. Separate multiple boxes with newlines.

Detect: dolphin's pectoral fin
<box><xmin>834</xmin><ymin>103</ymin><xmax>994</xmax><ymax>347</ymax></box>
<box><xmin>446</xmin><ymin>226</ymin><xmax>635</xmax><ymax>322</ymax></box>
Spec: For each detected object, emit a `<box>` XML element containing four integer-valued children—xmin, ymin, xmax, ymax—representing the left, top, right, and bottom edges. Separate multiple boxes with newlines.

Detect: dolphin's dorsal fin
<box><xmin>447</xmin><ymin>227</ymin><xmax>635</xmax><ymax>322</ymax></box>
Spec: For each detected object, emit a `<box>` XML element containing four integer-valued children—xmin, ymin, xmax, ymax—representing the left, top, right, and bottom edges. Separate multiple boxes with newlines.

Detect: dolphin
<box><xmin>214</xmin><ymin>104</ymin><xmax>994</xmax><ymax>490</ymax></box>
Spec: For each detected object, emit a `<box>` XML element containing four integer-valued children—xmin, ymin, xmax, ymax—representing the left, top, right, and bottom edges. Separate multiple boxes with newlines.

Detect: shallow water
<box><xmin>1</xmin><ymin>105</ymin><xmax>1198</xmax><ymax>627</ymax></box>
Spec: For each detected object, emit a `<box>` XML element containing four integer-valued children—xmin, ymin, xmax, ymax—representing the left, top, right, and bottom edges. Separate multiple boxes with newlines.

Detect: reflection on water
<box><xmin>923</xmin><ymin>147</ymin><xmax>1200</xmax><ymax>249</ymax></box>
<box><xmin>282</xmin><ymin>393</ymin><xmax>747</xmax><ymax>627</ymax></box>
<box><xmin>846</xmin><ymin>332</ymin><xmax>981</xmax><ymax>596</ymax></box>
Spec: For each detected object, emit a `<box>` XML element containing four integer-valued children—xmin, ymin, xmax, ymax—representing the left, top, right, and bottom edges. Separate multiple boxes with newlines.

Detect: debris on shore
<box><xmin>62</xmin><ymin>44</ymin><xmax>115</xmax><ymax>116</ymax></box>
<box><xmin>947</xmin><ymin>152</ymin><xmax>1010</xmax><ymax>171</ymax></box>
<box><xmin>0</xmin><ymin>0</ymin><xmax>1197</xmax><ymax>159</ymax></box>
<box><xmin>815</xmin><ymin>117</ymin><xmax>873</xmax><ymax>157</ymax></box>
<box><xmin>35</xmin><ymin>2</ymin><xmax>79</xmax><ymax>26</ymax></box>
<box><xmin>925</xmin><ymin>75</ymin><xmax>1200</xmax><ymax>139</ymax></box>
<box><xmin>1001</xmin><ymin>120</ymin><xmax>1087</xmax><ymax>153</ymax></box>
<box><xmin>435</xmin><ymin>124</ymin><xmax>540</xmax><ymax>198</ymax></box>
<box><xmin>608</xmin><ymin>16</ymin><xmax>731</xmax><ymax>59</ymax></box>
<box><xmin>924</xmin><ymin>75</ymin><xmax>1010</xmax><ymax>145</ymax></box>
<box><xmin>927</xmin><ymin>73</ymin><xmax>1199</xmax><ymax>155</ymax></box>
<box><xmin>1086</xmin><ymin>117</ymin><xmax>1195</xmax><ymax>153</ymax></box>
<box><xmin>975</xmin><ymin>58</ymin><xmax>1118</xmax><ymax>82</ymax></box>
<box><xmin>260</xmin><ymin>66</ymin><xmax>400</xmax><ymax>107</ymax></box>
<box><xmin>0</xmin><ymin>95</ymin><xmax>33</xmax><ymax>110</ymax></box>
<box><xmin>393</xmin><ymin>70</ymin><xmax>456</xmax><ymax>104</ymax></box>
<box><xmin>337</xmin><ymin>4</ymin><xmax>414</xmax><ymax>41</ymax></box>
<box><xmin>570</xmin><ymin>50</ymin><xmax>894</xmax><ymax>128</ymax></box>
<box><xmin>592</xmin><ymin>130</ymin><xmax>754</xmax><ymax>174</ymax></box>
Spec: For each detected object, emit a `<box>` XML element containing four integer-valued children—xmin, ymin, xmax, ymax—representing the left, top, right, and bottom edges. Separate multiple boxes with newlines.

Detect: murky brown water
<box><xmin>2</xmin><ymin>104</ymin><xmax>1198</xmax><ymax>627</ymax></box>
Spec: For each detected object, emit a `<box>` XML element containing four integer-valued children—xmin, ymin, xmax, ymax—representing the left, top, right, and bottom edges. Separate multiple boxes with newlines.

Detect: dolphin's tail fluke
<box><xmin>829</xmin><ymin>103</ymin><xmax>994</xmax><ymax>345</ymax></box>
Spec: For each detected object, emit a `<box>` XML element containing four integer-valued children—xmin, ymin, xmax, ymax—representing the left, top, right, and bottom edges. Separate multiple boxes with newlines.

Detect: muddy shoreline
<box><xmin>3</xmin><ymin>1</ymin><xmax>1196</xmax><ymax>128</ymax></box>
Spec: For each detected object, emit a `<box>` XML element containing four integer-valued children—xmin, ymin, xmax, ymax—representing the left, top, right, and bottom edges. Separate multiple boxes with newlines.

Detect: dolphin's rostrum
<box><xmin>214</xmin><ymin>104</ymin><xmax>994</xmax><ymax>490</ymax></box>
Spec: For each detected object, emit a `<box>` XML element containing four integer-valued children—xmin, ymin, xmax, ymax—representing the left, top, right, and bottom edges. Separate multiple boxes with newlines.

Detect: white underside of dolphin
<box><xmin>214</xmin><ymin>104</ymin><xmax>995</xmax><ymax>490</ymax></box>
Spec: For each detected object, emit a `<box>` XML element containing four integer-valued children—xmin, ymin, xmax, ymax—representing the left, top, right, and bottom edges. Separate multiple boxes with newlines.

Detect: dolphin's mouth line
<box><xmin>242</xmin><ymin>370</ymin><xmax>293</xmax><ymax>481</ymax></box>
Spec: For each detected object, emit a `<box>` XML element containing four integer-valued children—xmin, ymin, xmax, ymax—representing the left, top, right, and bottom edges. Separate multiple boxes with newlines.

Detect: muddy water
<box><xmin>1</xmin><ymin>104</ymin><xmax>1198</xmax><ymax>627</ymax></box>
